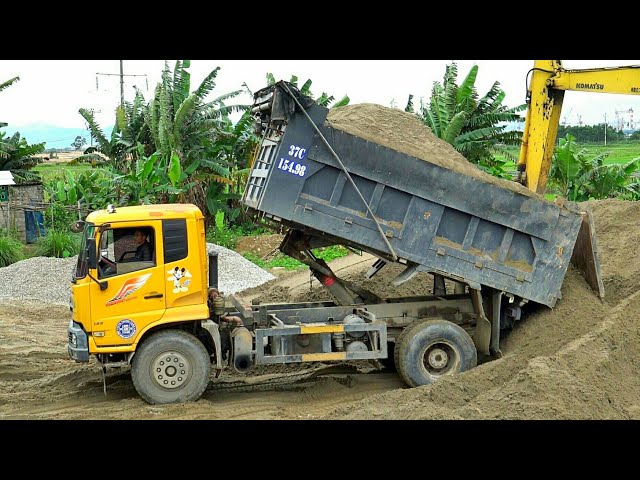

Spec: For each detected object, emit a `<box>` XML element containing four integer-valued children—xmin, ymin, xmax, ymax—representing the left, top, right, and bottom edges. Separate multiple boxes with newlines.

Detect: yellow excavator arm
<box><xmin>517</xmin><ymin>60</ymin><xmax>640</xmax><ymax>193</ymax></box>
<box><xmin>516</xmin><ymin>60</ymin><xmax>640</xmax><ymax>300</ymax></box>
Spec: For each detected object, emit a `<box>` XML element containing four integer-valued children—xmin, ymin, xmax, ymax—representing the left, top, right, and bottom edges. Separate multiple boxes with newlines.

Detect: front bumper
<box><xmin>68</xmin><ymin>319</ymin><xmax>90</xmax><ymax>362</ymax></box>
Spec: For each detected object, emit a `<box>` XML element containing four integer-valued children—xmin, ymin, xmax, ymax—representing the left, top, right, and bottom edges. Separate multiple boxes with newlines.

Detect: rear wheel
<box><xmin>132</xmin><ymin>330</ymin><xmax>211</xmax><ymax>404</ymax></box>
<box><xmin>395</xmin><ymin>319</ymin><xmax>477</xmax><ymax>387</ymax></box>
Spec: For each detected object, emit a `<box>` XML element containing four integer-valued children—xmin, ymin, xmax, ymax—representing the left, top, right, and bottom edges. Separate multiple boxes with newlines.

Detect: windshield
<box><xmin>74</xmin><ymin>223</ymin><xmax>95</xmax><ymax>280</ymax></box>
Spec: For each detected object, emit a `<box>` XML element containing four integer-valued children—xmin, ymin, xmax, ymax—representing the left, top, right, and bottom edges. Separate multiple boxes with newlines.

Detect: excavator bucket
<box><xmin>569</xmin><ymin>203</ymin><xmax>605</xmax><ymax>300</ymax></box>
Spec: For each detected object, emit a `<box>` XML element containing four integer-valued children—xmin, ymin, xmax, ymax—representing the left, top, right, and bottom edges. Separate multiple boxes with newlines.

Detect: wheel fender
<box><xmin>201</xmin><ymin>320</ymin><xmax>223</xmax><ymax>377</ymax></box>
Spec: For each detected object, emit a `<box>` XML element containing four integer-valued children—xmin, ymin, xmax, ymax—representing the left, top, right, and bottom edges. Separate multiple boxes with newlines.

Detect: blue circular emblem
<box><xmin>116</xmin><ymin>319</ymin><xmax>137</xmax><ymax>339</ymax></box>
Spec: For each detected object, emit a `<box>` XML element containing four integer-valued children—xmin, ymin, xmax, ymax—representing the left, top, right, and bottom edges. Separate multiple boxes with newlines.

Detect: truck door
<box><xmin>90</xmin><ymin>221</ymin><xmax>165</xmax><ymax>347</ymax></box>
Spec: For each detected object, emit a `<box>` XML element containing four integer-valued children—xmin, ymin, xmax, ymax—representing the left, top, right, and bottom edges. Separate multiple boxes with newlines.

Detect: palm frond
<box><xmin>301</xmin><ymin>79</ymin><xmax>313</xmax><ymax>96</ymax></box>
<box><xmin>427</xmin><ymin>83</ymin><xmax>447</xmax><ymax>137</ymax></box>
<box><xmin>209</xmin><ymin>89</ymin><xmax>243</xmax><ymax>105</ymax></box>
<box><xmin>173</xmin><ymin>94</ymin><xmax>199</xmax><ymax>147</ymax></box>
<box><xmin>443</xmin><ymin>63</ymin><xmax>459</xmax><ymax>121</ymax></box>
<box><xmin>78</xmin><ymin>108</ymin><xmax>110</xmax><ymax>151</ymax></box>
<box><xmin>455</xmin><ymin>126</ymin><xmax>505</xmax><ymax>143</ymax></box>
<box><xmin>0</xmin><ymin>76</ymin><xmax>19</xmax><ymax>92</ymax></box>
<box><xmin>194</xmin><ymin>67</ymin><xmax>221</xmax><ymax>99</ymax></box>
<box><xmin>456</xmin><ymin>65</ymin><xmax>478</xmax><ymax>104</ymax></box>
<box><xmin>405</xmin><ymin>94</ymin><xmax>414</xmax><ymax>113</ymax></box>
<box><xmin>444</xmin><ymin>111</ymin><xmax>468</xmax><ymax>144</ymax></box>
<box><xmin>116</xmin><ymin>106</ymin><xmax>130</xmax><ymax>140</ymax></box>
<box><xmin>332</xmin><ymin>95</ymin><xmax>350</xmax><ymax>108</ymax></box>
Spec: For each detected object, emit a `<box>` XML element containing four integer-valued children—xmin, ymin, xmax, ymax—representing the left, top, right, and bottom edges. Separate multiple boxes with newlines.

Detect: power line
<box><xmin>96</xmin><ymin>61</ymin><xmax>148</xmax><ymax>108</ymax></box>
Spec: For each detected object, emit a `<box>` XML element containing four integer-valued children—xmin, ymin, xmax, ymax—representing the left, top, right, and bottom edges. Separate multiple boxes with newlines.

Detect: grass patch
<box><xmin>0</xmin><ymin>230</ymin><xmax>24</xmax><ymax>267</ymax></box>
<box><xmin>496</xmin><ymin>141</ymin><xmax>640</xmax><ymax>167</ymax></box>
<box><xmin>206</xmin><ymin>223</ymin><xmax>270</xmax><ymax>250</ymax></box>
<box><xmin>34</xmin><ymin>230</ymin><xmax>80</xmax><ymax>258</ymax></box>
<box><xmin>33</xmin><ymin>163</ymin><xmax>93</xmax><ymax>183</ymax></box>
<box><xmin>242</xmin><ymin>245</ymin><xmax>351</xmax><ymax>270</ymax></box>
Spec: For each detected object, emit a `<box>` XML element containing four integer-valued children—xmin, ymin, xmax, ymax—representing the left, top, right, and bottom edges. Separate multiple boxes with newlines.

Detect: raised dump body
<box><xmin>242</xmin><ymin>82</ymin><xmax>585</xmax><ymax>308</ymax></box>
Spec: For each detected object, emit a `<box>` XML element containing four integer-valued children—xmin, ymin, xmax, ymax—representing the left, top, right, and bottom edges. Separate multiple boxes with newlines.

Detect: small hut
<box><xmin>0</xmin><ymin>171</ymin><xmax>46</xmax><ymax>243</ymax></box>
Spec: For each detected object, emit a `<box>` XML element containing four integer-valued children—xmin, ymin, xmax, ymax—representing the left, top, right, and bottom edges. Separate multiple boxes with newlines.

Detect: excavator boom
<box><xmin>514</xmin><ymin>60</ymin><xmax>639</xmax><ymax>300</ymax></box>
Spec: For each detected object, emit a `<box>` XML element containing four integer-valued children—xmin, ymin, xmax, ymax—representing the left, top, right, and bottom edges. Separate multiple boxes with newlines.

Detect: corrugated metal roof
<box><xmin>0</xmin><ymin>171</ymin><xmax>16</xmax><ymax>185</ymax></box>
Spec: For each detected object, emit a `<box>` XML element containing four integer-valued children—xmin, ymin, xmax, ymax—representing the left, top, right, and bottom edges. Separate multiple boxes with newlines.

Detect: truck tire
<box><xmin>394</xmin><ymin>319</ymin><xmax>477</xmax><ymax>388</ymax></box>
<box><xmin>131</xmin><ymin>330</ymin><xmax>211</xmax><ymax>404</ymax></box>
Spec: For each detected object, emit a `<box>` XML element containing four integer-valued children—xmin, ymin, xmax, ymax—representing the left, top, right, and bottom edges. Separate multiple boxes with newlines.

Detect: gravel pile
<box><xmin>207</xmin><ymin>242</ymin><xmax>275</xmax><ymax>294</ymax></box>
<box><xmin>0</xmin><ymin>256</ymin><xmax>77</xmax><ymax>306</ymax></box>
<box><xmin>0</xmin><ymin>244</ymin><xmax>274</xmax><ymax>305</ymax></box>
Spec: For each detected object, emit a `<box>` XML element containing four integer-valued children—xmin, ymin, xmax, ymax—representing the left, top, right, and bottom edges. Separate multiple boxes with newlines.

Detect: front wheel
<box><xmin>132</xmin><ymin>330</ymin><xmax>211</xmax><ymax>404</ymax></box>
<box><xmin>394</xmin><ymin>319</ymin><xmax>477</xmax><ymax>388</ymax></box>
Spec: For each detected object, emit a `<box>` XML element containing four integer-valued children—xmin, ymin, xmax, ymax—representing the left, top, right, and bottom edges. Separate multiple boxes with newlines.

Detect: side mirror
<box><xmin>87</xmin><ymin>238</ymin><xmax>97</xmax><ymax>269</ymax></box>
<box><xmin>70</xmin><ymin>220</ymin><xmax>85</xmax><ymax>233</ymax></box>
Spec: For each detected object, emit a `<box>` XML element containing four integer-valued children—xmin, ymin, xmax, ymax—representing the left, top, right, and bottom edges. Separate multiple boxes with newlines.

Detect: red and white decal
<box><xmin>106</xmin><ymin>273</ymin><xmax>152</xmax><ymax>306</ymax></box>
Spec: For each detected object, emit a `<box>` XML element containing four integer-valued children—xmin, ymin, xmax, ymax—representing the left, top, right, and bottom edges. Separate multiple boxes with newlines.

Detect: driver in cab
<box><xmin>131</xmin><ymin>229</ymin><xmax>152</xmax><ymax>262</ymax></box>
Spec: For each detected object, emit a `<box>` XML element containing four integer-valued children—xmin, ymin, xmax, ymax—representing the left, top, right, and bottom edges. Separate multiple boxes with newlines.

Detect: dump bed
<box><xmin>242</xmin><ymin>82</ymin><xmax>584</xmax><ymax>307</ymax></box>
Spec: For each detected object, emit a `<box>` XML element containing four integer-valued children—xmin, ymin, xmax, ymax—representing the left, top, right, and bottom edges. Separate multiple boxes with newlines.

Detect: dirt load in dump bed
<box><xmin>326</xmin><ymin>103</ymin><xmax>539</xmax><ymax>199</ymax></box>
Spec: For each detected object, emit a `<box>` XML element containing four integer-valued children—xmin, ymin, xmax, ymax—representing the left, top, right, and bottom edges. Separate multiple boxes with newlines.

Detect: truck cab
<box><xmin>68</xmin><ymin>203</ymin><xmax>210</xmax><ymax>364</ymax></box>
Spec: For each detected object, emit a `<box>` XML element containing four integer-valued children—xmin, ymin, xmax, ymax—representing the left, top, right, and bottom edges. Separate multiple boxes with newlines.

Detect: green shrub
<box><xmin>242</xmin><ymin>245</ymin><xmax>350</xmax><ymax>271</ymax></box>
<box><xmin>34</xmin><ymin>230</ymin><xmax>80</xmax><ymax>258</ymax></box>
<box><xmin>206</xmin><ymin>223</ymin><xmax>268</xmax><ymax>250</ymax></box>
<box><xmin>43</xmin><ymin>202</ymin><xmax>79</xmax><ymax>233</ymax></box>
<box><xmin>315</xmin><ymin>245</ymin><xmax>350</xmax><ymax>262</ymax></box>
<box><xmin>0</xmin><ymin>230</ymin><xmax>24</xmax><ymax>267</ymax></box>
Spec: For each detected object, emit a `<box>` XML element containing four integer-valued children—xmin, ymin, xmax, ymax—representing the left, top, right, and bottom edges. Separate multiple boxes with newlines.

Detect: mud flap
<box><xmin>488</xmin><ymin>290</ymin><xmax>503</xmax><ymax>358</ymax></box>
<box><xmin>569</xmin><ymin>205</ymin><xmax>605</xmax><ymax>300</ymax></box>
<box><xmin>470</xmin><ymin>288</ymin><xmax>491</xmax><ymax>356</ymax></box>
<box><xmin>201</xmin><ymin>320</ymin><xmax>224</xmax><ymax>378</ymax></box>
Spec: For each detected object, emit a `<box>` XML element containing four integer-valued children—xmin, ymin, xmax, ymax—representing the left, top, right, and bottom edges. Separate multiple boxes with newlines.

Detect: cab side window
<box><xmin>97</xmin><ymin>227</ymin><xmax>156</xmax><ymax>278</ymax></box>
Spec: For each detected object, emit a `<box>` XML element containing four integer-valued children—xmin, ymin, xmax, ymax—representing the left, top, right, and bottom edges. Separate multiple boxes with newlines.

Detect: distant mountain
<box><xmin>1</xmin><ymin>124</ymin><xmax>114</xmax><ymax>151</ymax></box>
<box><xmin>502</xmin><ymin>121</ymin><xmax>525</xmax><ymax>132</ymax></box>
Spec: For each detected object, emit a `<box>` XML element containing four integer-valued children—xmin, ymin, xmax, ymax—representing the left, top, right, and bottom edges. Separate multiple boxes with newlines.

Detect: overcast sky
<box><xmin>2</xmin><ymin>60</ymin><xmax>640</xmax><ymax>133</ymax></box>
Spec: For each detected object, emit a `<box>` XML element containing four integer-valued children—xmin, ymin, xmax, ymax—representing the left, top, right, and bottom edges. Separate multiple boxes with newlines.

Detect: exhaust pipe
<box><xmin>231</xmin><ymin>327</ymin><xmax>253</xmax><ymax>373</ymax></box>
<box><xmin>208</xmin><ymin>252</ymin><xmax>219</xmax><ymax>290</ymax></box>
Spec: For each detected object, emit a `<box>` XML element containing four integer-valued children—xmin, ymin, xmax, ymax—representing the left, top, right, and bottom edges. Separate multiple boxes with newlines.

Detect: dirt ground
<box><xmin>35</xmin><ymin>151</ymin><xmax>83</xmax><ymax>163</ymax></box>
<box><xmin>2</xmin><ymin>199</ymin><xmax>640</xmax><ymax>420</ymax></box>
<box><xmin>234</xmin><ymin>233</ymin><xmax>284</xmax><ymax>259</ymax></box>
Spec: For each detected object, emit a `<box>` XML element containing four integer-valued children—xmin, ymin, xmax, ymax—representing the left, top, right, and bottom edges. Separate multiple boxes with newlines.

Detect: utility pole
<box><xmin>120</xmin><ymin>60</ymin><xmax>124</xmax><ymax>109</ymax></box>
<box><xmin>604</xmin><ymin>113</ymin><xmax>607</xmax><ymax>146</ymax></box>
<box><xmin>96</xmin><ymin>62</ymin><xmax>148</xmax><ymax>110</ymax></box>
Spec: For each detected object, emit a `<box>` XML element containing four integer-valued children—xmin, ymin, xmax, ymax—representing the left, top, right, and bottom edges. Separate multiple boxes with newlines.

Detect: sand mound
<box><xmin>588</xmin><ymin>199</ymin><xmax>640</xmax><ymax>305</ymax></box>
<box><xmin>244</xmin><ymin>199</ymin><xmax>640</xmax><ymax>419</ymax></box>
<box><xmin>326</xmin><ymin>104</ymin><xmax>538</xmax><ymax>199</ymax></box>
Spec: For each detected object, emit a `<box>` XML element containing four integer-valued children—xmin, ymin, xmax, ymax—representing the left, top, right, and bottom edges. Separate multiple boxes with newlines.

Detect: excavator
<box><xmin>516</xmin><ymin>59</ymin><xmax>640</xmax><ymax>299</ymax></box>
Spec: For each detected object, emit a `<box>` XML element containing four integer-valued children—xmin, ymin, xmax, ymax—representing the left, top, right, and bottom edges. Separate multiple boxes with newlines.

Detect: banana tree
<box><xmin>110</xmin><ymin>149</ymin><xmax>196</xmax><ymax>205</ymax></box>
<box><xmin>0</xmin><ymin>131</ymin><xmax>45</xmax><ymax>182</ymax></box>
<box><xmin>76</xmin><ymin>107</ymin><xmax>131</xmax><ymax>170</ymax></box>
<box><xmin>144</xmin><ymin>60</ymin><xmax>249</xmax><ymax>222</ymax></box>
<box><xmin>549</xmin><ymin>134</ymin><xmax>640</xmax><ymax>201</ymax></box>
<box><xmin>116</xmin><ymin>88</ymin><xmax>153</xmax><ymax>159</ymax></box>
<box><xmin>418</xmin><ymin>62</ymin><xmax>526</xmax><ymax>177</ymax></box>
<box><xmin>266</xmin><ymin>73</ymin><xmax>350</xmax><ymax>108</ymax></box>
<box><xmin>1</xmin><ymin>76</ymin><xmax>20</xmax><ymax>160</ymax></box>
